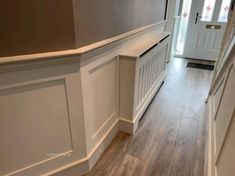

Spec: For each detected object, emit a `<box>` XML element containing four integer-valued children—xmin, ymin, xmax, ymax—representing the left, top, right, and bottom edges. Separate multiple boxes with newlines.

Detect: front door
<box><xmin>184</xmin><ymin>0</ymin><xmax>232</xmax><ymax>61</ymax></box>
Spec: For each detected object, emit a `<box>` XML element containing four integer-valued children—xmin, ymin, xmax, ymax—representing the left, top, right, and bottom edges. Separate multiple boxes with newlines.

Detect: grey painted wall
<box><xmin>0</xmin><ymin>0</ymin><xmax>76</xmax><ymax>57</ymax></box>
<box><xmin>0</xmin><ymin>0</ymin><xmax>166</xmax><ymax>57</ymax></box>
<box><xmin>74</xmin><ymin>0</ymin><xmax>166</xmax><ymax>47</ymax></box>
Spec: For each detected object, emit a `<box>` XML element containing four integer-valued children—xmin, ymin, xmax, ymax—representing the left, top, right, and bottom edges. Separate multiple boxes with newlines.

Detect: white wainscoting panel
<box><xmin>214</xmin><ymin>64</ymin><xmax>235</xmax><ymax>162</ymax></box>
<box><xmin>0</xmin><ymin>22</ymin><xmax>169</xmax><ymax>176</ymax></box>
<box><xmin>0</xmin><ymin>79</ymin><xmax>73</xmax><ymax>176</ymax></box>
<box><xmin>0</xmin><ymin>61</ymin><xmax>88</xmax><ymax>176</ymax></box>
<box><xmin>216</xmin><ymin>109</ymin><xmax>235</xmax><ymax>176</ymax></box>
<box><xmin>80</xmin><ymin>55</ymin><xmax>119</xmax><ymax>155</ymax></box>
<box><xmin>208</xmin><ymin>46</ymin><xmax>235</xmax><ymax>176</ymax></box>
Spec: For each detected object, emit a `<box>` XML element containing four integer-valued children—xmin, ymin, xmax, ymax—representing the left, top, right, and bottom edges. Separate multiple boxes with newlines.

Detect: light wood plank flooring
<box><xmin>84</xmin><ymin>57</ymin><xmax>213</xmax><ymax>176</ymax></box>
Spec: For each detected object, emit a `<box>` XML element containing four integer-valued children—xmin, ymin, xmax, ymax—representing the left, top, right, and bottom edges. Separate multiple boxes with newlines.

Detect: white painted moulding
<box><xmin>0</xmin><ymin>21</ymin><xmax>166</xmax><ymax>65</ymax></box>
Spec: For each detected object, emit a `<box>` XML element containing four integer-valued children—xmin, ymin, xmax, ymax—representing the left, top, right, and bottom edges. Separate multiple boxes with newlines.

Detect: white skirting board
<box><xmin>207</xmin><ymin>97</ymin><xmax>213</xmax><ymax>176</ymax></box>
<box><xmin>49</xmin><ymin>120</ymin><xmax>120</xmax><ymax>176</ymax></box>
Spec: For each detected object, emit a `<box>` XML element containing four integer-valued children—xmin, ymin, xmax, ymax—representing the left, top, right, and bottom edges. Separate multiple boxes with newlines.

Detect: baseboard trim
<box><xmin>49</xmin><ymin>116</ymin><xmax>139</xmax><ymax>176</ymax></box>
<box><xmin>33</xmin><ymin>75</ymin><xmax>165</xmax><ymax>176</ymax></box>
<box><xmin>207</xmin><ymin>96</ymin><xmax>213</xmax><ymax>176</ymax></box>
<box><xmin>49</xmin><ymin>119</ymin><xmax>119</xmax><ymax>176</ymax></box>
<box><xmin>119</xmin><ymin>118</ymin><xmax>136</xmax><ymax>134</ymax></box>
<box><xmin>88</xmin><ymin>119</ymin><xmax>120</xmax><ymax>169</ymax></box>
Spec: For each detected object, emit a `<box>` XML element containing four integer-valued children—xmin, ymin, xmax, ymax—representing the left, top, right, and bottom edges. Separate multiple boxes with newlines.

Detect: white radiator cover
<box><xmin>119</xmin><ymin>34</ymin><xmax>169</xmax><ymax>134</ymax></box>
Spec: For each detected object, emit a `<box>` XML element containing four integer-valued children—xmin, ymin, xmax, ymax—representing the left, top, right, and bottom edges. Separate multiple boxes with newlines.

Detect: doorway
<box><xmin>174</xmin><ymin>0</ymin><xmax>232</xmax><ymax>61</ymax></box>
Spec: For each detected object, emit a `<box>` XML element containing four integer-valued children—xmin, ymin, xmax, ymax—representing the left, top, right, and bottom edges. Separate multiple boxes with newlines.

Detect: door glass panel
<box><xmin>201</xmin><ymin>0</ymin><xmax>216</xmax><ymax>21</ymax></box>
<box><xmin>218</xmin><ymin>0</ymin><xmax>231</xmax><ymax>22</ymax></box>
<box><xmin>176</xmin><ymin>0</ymin><xmax>192</xmax><ymax>55</ymax></box>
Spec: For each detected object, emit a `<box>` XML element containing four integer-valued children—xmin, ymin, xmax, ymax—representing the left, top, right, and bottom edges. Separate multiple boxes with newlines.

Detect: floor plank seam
<box><xmin>191</xmin><ymin>119</ymin><xmax>200</xmax><ymax>176</ymax></box>
<box><xmin>166</xmin><ymin>108</ymin><xmax>184</xmax><ymax>176</ymax></box>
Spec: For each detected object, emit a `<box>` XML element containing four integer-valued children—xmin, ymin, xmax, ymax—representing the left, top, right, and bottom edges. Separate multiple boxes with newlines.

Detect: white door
<box><xmin>184</xmin><ymin>0</ymin><xmax>232</xmax><ymax>61</ymax></box>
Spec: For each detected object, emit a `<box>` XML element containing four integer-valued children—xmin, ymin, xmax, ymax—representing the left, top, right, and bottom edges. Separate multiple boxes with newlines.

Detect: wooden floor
<box><xmin>84</xmin><ymin>57</ymin><xmax>213</xmax><ymax>176</ymax></box>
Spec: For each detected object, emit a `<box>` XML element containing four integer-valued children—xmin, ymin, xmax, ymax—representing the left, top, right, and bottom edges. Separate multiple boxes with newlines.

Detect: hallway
<box><xmin>85</xmin><ymin>57</ymin><xmax>213</xmax><ymax>176</ymax></box>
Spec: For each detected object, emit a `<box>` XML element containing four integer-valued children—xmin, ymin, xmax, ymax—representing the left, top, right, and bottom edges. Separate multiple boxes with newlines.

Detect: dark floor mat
<box><xmin>186</xmin><ymin>62</ymin><xmax>214</xmax><ymax>71</ymax></box>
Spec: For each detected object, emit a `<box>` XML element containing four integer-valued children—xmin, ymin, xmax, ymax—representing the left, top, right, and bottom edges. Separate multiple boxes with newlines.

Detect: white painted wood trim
<box><xmin>119</xmin><ymin>118</ymin><xmax>136</xmax><ymax>135</ymax></box>
<box><xmin>209</xmin><ymin>36</ymin><xmax>235</xmax><ymax>93</ymax></box>
<box><xmin>47</xmin><ymin>117</ymin><xmax>143</xmax><ymax>175</ymax></box>
<box><xmin>0</xmin><ymin>21</ymin><xmax>166</xmax><ymax>65</ymax></box>
<box><xmin>0</xmin><ymin>21</ymin><xmax>168</xmax><ymax>176</ymax></box>
<box><xmin>216</xmin><ymin>36</ymin><xmax>235</xmax><ymax>78</ymax></box>
<box><xmin>207</xmin><ymin>97</ymin><xmax>213</xmax><ymax>176</ymax></box>
<box><xmin>119</xmin><ymin>32</ymin><xmax>170</xmax><ymax>57</ymax></box>
<box><xmin>213</xmin><ymin>64</ymin><xmax>234</xmax><ymax>121</ymax></box>
<box><xmin>46</xmin><ymin>119</ymin><xmax>119</xmax><ymax>176</ymax></box>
